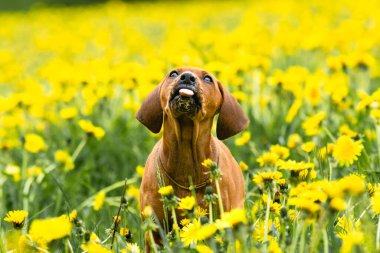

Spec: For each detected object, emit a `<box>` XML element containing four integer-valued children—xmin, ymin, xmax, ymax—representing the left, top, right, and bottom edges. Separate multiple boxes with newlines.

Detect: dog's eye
<box><xmin>169</xmin><ymin>71</ymin><xmax>179</xmax><ymax>78</ymax></box>
<box><xmin>203</xmin><ymin>75</ymin><xmax>213</xmax><ymax>83</ymax></box>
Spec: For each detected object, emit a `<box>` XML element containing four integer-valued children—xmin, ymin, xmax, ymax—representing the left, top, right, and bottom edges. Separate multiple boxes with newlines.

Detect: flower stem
<box><xmin>171</xmin><ymin>207</ymin><xmax>180</xmax><ymax>239</ymax></box>
<box><xmin>71</xmin><ymin>137</ymin><xmax>87</xmax><ymax>162</ymax></box>
<box><xmin>376</xmin><ymin>215</ymin><xmax>380</xmax><ymax>250</ymax></box>
<box><xmin>323</xmin><ymin>229</ymin><xmax>328</xmax><ymax>253</ymax></box>
<box><xmin>148</xmin><ymin>230</ymin><xmax>158</xmax><ymax>253</ymax></box>
<box><xmin>209</xmin><ymin>202</ymin><xmax>213</xmax><ymax>223</ymax></box>
<box><xmin>263</xmin><ymin>189</ymin><xmax>271</xmax><ymax>243</ymax></box>
<box><xmin>215</xmin><ymin>180</ymin><xmax>224</xmax><ymax>216</ymax></box>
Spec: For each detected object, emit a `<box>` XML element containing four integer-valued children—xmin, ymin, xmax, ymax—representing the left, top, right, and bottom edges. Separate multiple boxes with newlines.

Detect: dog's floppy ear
<box><xmin>136</xmin><ymin>85</ymin><xmax>163</xmax><ymax>133</ymax></box>
<box><xmin>216</xmin><ymin>82</ymin><xmax>249</xmax><ymax>140</ymax></box>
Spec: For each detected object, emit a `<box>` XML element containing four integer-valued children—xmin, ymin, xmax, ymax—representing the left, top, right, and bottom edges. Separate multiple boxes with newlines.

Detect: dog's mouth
<box><xmin>169</xmin><ymin>84</ymin><xmax>201</xmax><ymax>115</ymax></box>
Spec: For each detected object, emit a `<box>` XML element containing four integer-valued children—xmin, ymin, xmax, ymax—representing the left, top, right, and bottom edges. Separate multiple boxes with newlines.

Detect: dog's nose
<box><xmin>179</xmin><ymin>72</ymin><xmax>196</xmax><ymax>85</ymax></box>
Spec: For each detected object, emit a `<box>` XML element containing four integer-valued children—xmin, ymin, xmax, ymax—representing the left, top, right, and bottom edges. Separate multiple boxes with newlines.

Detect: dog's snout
<box><xmin>179</xmin><ymin>72</ymin><xmax>196</xmax><ymax>85</ymax></box>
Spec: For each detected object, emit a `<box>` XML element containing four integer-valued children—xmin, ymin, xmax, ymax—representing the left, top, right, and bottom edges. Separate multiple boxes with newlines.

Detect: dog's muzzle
<box><xmin>169</xmin><ymin>72</ymin><xmax>201</xmax><ymax>114</ymax></box>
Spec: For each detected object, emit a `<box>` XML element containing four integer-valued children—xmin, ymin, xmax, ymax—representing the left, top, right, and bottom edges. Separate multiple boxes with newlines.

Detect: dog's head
<box><xmin>136</xmin><ymin>67</ymin><xmax>249</xmax><ymax>140</ymax></box>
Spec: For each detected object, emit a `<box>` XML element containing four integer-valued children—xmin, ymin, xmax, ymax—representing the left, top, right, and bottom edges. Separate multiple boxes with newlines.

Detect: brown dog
<box><xmin>137</xmin><ymin>66</ymin><xmax>248</xmax><ymax>242</ymax></box>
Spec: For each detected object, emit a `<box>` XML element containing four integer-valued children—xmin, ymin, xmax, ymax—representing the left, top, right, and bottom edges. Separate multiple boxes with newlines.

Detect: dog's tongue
<box><xmin>179</xmin><ymin>88</ymin><xmax>194</xmax><ymax>97</ymax></box>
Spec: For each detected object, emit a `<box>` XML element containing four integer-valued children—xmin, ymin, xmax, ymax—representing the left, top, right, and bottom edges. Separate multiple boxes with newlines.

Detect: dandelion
<box><xmin>339</xmin><ymin>124</ymin><xmax>358</xmax><ymax>138</ymax></box>
<box><xmin>302</xmin><ymin>112</ymin><xmax>326</xmax><ymax>136</ymax></box>
<box><xmin>253</xmin><ymin>171</ymin><xmax>282</xmax><ymax>188</ymax></box>
<box><xmin>59</xmin><ymin>107</ymin><xmax>78</xmax><ymax>119</ymax></box>
<box><xmin>27</xmin><ymin>165</ymin><xmax>43</xmax><ymax>177</ymax></box>
<box><xmin>301</xmin><ymin>141</ymin><xmax>316</xmax><ymax>153</ymax></box>
<box><xmin>195</xmin><ymin>245</ymin><xmax>213</xmax><ymax>253</ymax></box>
<box><xmin>235</xmin><ymin>131</ymin><xmax>251</xmax><ymax>146</ymax></box>
<box><xmin>81</xmin><ymin>243</ymin><xmax>113</xmax><ymax>253</ymax></box>
<box><xmin>270</xmin><ymin>144</ymin><xmax>290</xmax><ymax>159</ymax></box>
<box><xmin>180</xmin><ymin>219</ymin><xmax>217</xmax><ymax>246</ymax></box>
<box><xmin>217</xmin><ymin>208</ymin><xmax>247</xmax><ymax>228</ymax></box>
<box><xmin>4</xmin><ymin>165</ymin><xmax>21</xmax><ymax>182</ymax></box>
<box><xmin>371</xmin><ymin>194</ymin><xmax>380</xmax><ymax>215</ymax></box>
<box><xmin>54</xmin><ymin>150</ymin><xmax>74</xmax><ymax>171</ymax></box>
<box><xmin>195</xmin><ymin>206</ymin><xmax>208</xmax><ymax>217</ymax></box>
<box><xmin>136</xmin><ymin>165</ymin><xmax>145</xmax><ymax>177</ymax></box>
<box><xmin>287</xmin><ymin>133</ymin><xmax>302</xmax><ymax>148</ymax></box>
<box><xmin>178</xmin><ymin>196</ymin><xmax>196</xmax><ymax>210</ymax></box>
<box><xmin>4</xmin><ymin>210</ymin><xmax>28</xmax><ymax>229</ymax></box>
<box><xmin>124</xmin><ymin>243</ymin><xmax>141</xmax><ymax>253</ymax></box>
<box><xmin>180</xmin><ymin>218</ymin><xmax>191</xmax><ymax>226</ymax></box>
<box><xmin>330</xmin><ymin>197</ymin><xmax>347</xmax><ymax>211</ymax></box>
<box><xmin>68</xmin><ymin>210</ymin><xmax>78</xmax><ymax>223</ymax></box>
<box><xmin>78</xmin><ymin>119</ymin><xmax>105</xmax><ymax>140</ymax></box>
<box><xmin>29</xmin><ymin>215</ymin><xmax>72</xmax><ymax>244</ymax></box>
<box><xmin>158</xmin><ymin>185</ymin><xmax>174</xmax><ymax>196</ymax></box>
<box><xmin>239</xmin><ymin>161</ymin><xmax>248</xmax><ymax>172</ymax></box>
<box><xmin>256</xmin><ymin>152</ymin><xmax>279</xmax><ymax>167</ymax></box>
<box><xmin>142</xmin><ymin>206</ymin><xmax>153</xmax><ymax>218</ymax></box>
<box><xmin>333</xmin><ymin>135</ymin><xmax>364</xmax><ymax>166</ymax></box>
<box><xmin>93</xmin><ymin>191</ymin><xmax>106</xmax><ymax>211</ymax></box>
<box><xmin>24</xmin><ymin>133</ymin><xmax>47</xmax><ymax>153</ymax></box>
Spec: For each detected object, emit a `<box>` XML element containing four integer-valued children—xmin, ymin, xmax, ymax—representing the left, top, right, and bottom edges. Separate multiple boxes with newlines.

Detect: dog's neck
<box><xmin>160</xmin><ymin>114</ymin><xmax>217</xmax><ymax>186</ymax></box>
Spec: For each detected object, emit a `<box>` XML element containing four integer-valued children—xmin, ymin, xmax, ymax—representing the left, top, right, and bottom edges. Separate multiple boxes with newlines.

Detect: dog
<box><xmin>137</xmin><ymin>66</ymin><xmax>248</xmax><ymax>245</ymax></box>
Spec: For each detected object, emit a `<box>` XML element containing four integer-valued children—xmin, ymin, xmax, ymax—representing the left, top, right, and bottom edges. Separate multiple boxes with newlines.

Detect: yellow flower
<box><xmin>333</xmin><ymin>135</ymin><xmax>364</xmax><ymax>166</ymax></box>
<box><xmin>301</xmin><ymin>112</ymin><xmax>326</xmax><ymax>136</ymax></box>
<box><xmin>120</xmin><ymin>227</ymin><xmax>130</xmax><ymax>237</ymax></box>
<box><xmin>201</xmin><ymin>158</ymin><xmax>217</xmax><ymax>169</ymax></box>
<box><xmin>340</xmin><ymin>230</ymin><xmax>364</xmax><ymax>253</ymax></box>
<box><xmin>4</xmin><ymin>165</ymin><xmax>21</xmax><ymax>182</ymax></box>
<box><xmin>142</xmin><ymin>206</ymin><xmax>153</xmax><ymax>218</ymax></box>
<box><xmin>93</xmin><ymin>191</ymin><xmax>106</xmax><ymax>211</ymax></box>
<box><xmin>59</xmin><ymin>107</ymin><xmax>78</xmax><ymax>119</ymax></box>
<box><xmin>287</xmin><ymin>133</ymin><xmax>302</xmax><ymax>148</ymax></box>
<box><xmin>136</xmin><ymin>165</ymin><xmax>145</xmax><ymax>177</ymax></box>
<box><xmin>336</xmin><ymin>214</ymin><xmax>361</xmax><ymax>238</ymax></box>
<box><xmin>27</xmin><ymin>165</ymin><xmax>43</xmax><ymax>177</ymax></box>
<box><xmin>178</xmin><ymin>196</ymin><xmax>196</xmax><ymax>210</ymax></box>
<box><xmin>68</xmin><ymin>210</ymin><xmax>78</xmax><ymax>222</ymax></box>
<box><xmin>180</xmin><ymin>218</ymin><xmax>191</xmax><ymax>226</ymax></box>
<box><xmin>218</xmin><ymin>208</ymin><xmax>247</xmax><ymax>228</ymax></box>
<box><xmin>29</xmin><ymin>215</ymin><xmax>72</xmax><ymax>244</ymax></box>
<box><xmin>78</xmin><ymin>119</ymin><xmax>105</xmax><ymax>140</ymax></box>
<box><xmin>54</xmin><ymin>150</ymin><xmax>74</xmax><ymax>171</ymax></box>
<box><xmin>286</xmin><ymin>99</ymin><xmax>302</xmax><ymax>123</ymax></box>
<box><xmin>127</xmin><ymin>185</ymin><xmax>140</xmax><ymax>206</ymax></box>
<box><xmin>180</xmin><ymin>219</ymin><xmax>217</xmax><ymax>246</ymax></box>
<box><xmin>330</xmin><ymin>197</ymin><xmax>347</xmax><ymax>211</ymax></box>
<box><xmin>288</xmin><ymin>197</ymin><xmax>320</xmax><ymax>214</ymax></box>
<box><xmin>195</xmin><ymin>206</ymin><xmax>208</xmax><ymax>217</ymax></box>
<box><xmin>371</xmin><ymin>193</ymin><xmax>380</xmax><ymax>215</ymax></box>
<box><xmin>196</xmin><ymin>245</ymin><xmax>213</xmax><ymax>253</ymax></box>
<box><xmin>301</xmin><ymin>141</ymin><xmax>316</xmax><ymax>153</ymax></box>
<box><xmin>319</xmin><ymin>144</ymin><xmax>334</xmax><ymax>159</ymax></box>
<box><xmin>239</xmin><ymin>161</ymin><xmax>248</xmax><ymax>172</ymax></box>
<box><xmin>256</xmin><ymin>152</ymin><xmax>279</xmax><ymax>167</ymax></box>
<box><xmin>338</xmin><ymin>174</ymin><xmax>365</xmax><ymax>196</ymax></box>
<box><xmin>24</xmin><ymin>133</ymin><xmax>47</xmax><ymax>153</ymax></box>
<box><xmin>253</xmin><ymin>171</ymin><xmax>282</xmax><ymax>187</ymax></box>
<box><xmin>81</xmin><ymin>243</ymin><xmax>113</xmax><ymax>253</ymax></box>
<box><xmin>235</xmin><ymin>131</ymin><xmax>251</xmax><ymax>146</ymax></box>
<box><xmin>4</xmin><ymin>210</ymin><xmax>28</xmax><ymax>228</ymax></box>
<box><xmin>339</xmin><ymin>124</ymin><xmax>358</xmax><ymax>138</ymax></box>
<box><xmin>124</xmin><ymin>243</ymin><xmax>141</xmax><ymax>253</ymax></box>
<box><xmin>270</xmin><ymin>144</ymin><xmax>290</xmax><ymax>159</ymax></box>
<box><xmin>158</xmin><ymin>185</ymin><xmax>174</xmax><ymax>196</ymax></box>
<box><xmin>269</xmin><ymin>239</ymin><xmax>282</xmax><ymax>253</ymax></box>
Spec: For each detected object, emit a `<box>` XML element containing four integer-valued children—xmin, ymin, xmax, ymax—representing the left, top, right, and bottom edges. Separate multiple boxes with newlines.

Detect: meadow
<box><xmin>1</xmin><ymin>0</ymin><xmax>380</xmax><ymax>252</ymax></box>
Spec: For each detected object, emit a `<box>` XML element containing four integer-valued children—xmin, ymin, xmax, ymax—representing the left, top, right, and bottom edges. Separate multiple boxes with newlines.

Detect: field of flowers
<box><xmin>1</xmin><ymin>0</ymin><xmax>380</xmax><ymax>252</ymax></box>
